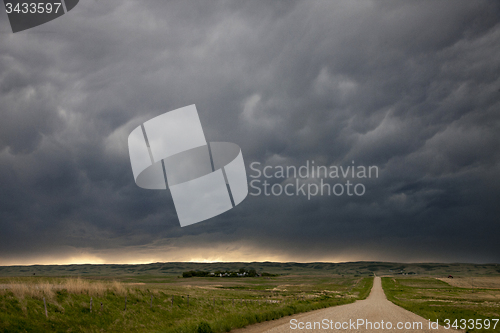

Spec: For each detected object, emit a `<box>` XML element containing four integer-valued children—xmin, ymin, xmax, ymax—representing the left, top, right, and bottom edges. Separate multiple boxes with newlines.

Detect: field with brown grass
<box><xmin>0</xmin><ymin>272</ymin><xmax>373</xmax><ymax>332</ymax></box>
<box><xmin>1</xmin><ymin>262</ymin><xmax>498</xmax><ymax>332</ymax></box>
<box><xmin>437</xmin><ymin>276</ymin><xmax>500</xmax><ymax>289</ymax></box>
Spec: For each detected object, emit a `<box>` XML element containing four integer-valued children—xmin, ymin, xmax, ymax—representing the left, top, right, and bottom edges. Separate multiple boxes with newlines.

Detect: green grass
<box><xmin>352</xmin><ymin>276</ymin><xmax>373</xmax><ymax>300</ymax></box>
<box><xmin>381</xmin><ymin>277</ymin><xmax>500</xmax><ymax>333</ymax></box>
<box><xmin>2</xmin><ymin>262</ymin><xmax>499</xmax><ymax>277</ymax></box>
<box><xmin>0</xmin><ymin>276</ymin><xmax>374</xmax><ymax>333</ymax></box>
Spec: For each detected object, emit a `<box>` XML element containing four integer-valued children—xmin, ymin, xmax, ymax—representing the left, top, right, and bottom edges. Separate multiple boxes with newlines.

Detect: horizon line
<box><xmin>1</xmin><ymin>260</ymin><xmax>499</xmax><ymax>267</ymax></box>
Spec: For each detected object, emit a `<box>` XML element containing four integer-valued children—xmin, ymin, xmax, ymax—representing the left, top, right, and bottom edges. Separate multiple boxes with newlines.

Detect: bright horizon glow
<box><xmin>0</xmin><ymin>242</ymin><xmax>491</xmax><ymax>266</ymax></box>
<box><xmin>1</xmin><ymin>259</ymin><xmax>491</xmax><ymax>266</ymax></box>
<box><xmin>0</xmin><ymin>255</ymin><xmax>481</xmax><ymax>266</ymax></box>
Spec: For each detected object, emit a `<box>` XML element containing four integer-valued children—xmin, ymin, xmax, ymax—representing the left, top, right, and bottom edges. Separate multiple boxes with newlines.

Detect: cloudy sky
<box><xmin>1</xmin><ymin>0</ymin><xmax>499</xmax><ymax>265</ymax></box>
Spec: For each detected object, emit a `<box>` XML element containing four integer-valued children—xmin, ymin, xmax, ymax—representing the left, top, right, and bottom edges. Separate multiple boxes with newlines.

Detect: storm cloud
<box><xmin>0</xmin><ymin>0</ymin><xmax>499</xmax><ymax>265</ymax></box>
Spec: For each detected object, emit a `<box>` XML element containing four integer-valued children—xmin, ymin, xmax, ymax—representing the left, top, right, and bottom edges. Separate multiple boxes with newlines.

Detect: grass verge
<box><xmin>381</xmin><ymin>277</ymin><xmax>500</xmax><ymax>333</ymax></box>
<box><xmin>0</xmin><ymin>276</ymin><xmax>373</xmax><ymax>333</ymax></box>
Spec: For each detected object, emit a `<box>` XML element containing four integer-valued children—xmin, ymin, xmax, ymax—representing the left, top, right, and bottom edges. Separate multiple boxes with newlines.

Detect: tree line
<box><xmin>182</xmin><ymin>268</ymin><xmax>278</xmax><ymax>278</ymax></box>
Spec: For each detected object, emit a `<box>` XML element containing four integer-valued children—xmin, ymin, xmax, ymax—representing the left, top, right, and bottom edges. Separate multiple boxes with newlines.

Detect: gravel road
<box><xmin>233</xmin><ymin>277</ymin><xmax>461</xmax><ymax>333</ymax></box>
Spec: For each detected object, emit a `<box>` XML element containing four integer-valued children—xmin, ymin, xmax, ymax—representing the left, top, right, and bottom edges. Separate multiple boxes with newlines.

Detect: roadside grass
<box><xmin>381</xmin><ymin>277</ymin><xmax>500</xmax><ymax>333</ymax></box>
<box><xmin>353</xmin><ymin>276</ymin><xmax>373</xmax><ymax>300</ymax></box>
<box><xmin>0</xmin><ymin>276</ymin><xmax>373</xmax><ymax>333</ymax></box>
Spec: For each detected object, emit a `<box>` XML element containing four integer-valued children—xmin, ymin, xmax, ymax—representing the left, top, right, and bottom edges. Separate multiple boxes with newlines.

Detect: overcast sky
<box><xmin>0</xmin><ymin>0</ymin><xmax>499</xmax><ymax>265</ymax></box>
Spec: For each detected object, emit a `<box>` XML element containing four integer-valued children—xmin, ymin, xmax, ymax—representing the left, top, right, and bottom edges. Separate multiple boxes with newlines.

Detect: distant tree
<box><xmin>248</xmin><ymin>269</ymin><xmax>257</xmax><ymax>277</ymax></box>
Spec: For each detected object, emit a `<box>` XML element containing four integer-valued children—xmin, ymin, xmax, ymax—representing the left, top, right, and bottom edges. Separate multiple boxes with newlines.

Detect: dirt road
<box><xmin>233</xmin><ymin>277</ymin><xmax>460</xmax><ymax>333</ymax></box>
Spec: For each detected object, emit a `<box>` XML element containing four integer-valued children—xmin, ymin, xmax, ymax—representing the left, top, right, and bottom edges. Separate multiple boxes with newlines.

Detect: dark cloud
<box><xmin>0</xmin><ymin>0</ymin><xmax>499</xmax><ymax>264</ymax></box>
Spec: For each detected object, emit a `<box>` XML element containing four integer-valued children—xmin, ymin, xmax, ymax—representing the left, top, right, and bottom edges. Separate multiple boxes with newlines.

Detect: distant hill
<box><xmin>0</xmin><ymin>261</ymin><xmax>499</xmax><ymax>277</ymax></box>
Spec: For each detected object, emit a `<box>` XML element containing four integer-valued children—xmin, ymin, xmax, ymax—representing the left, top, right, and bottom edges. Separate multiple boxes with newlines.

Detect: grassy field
<box><xmin>1</xmin><ymin>261</ymin><xmax>499</xmax><ymax>277</ymax></box>
<box><xmin>1</xmin><ymin>261</ymin><xmax>498</xmax><ymax>332</ymax></box>
<box><xmin>381</xmin><ymin>276</ymin><xmax>500</xmax><ymax>333</ymax></box>
<box><xmin>0</xmin><ymin>274</ymin><xmax>373</xmax><ymax>333</ymax></box>
<box><xmin>436</xmin><ymin>277</ymin><xmax>500</xmax><ymax>289</ymax></box>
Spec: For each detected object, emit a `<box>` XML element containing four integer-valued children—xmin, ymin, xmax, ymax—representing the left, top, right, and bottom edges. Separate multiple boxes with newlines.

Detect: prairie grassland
<box><xmin>437</xmin><ymin>276</ymin><xmax>500</xmax><ymax>289</ymax></box>
<box><xmin>382</xmin><ymin>277</ymin><xmax>500</xmax><ymax>333</ymax></box>
<box><xmin>0</xmin><ymin>277</ymin><xmax>127</xmax><ymax>300</ymax></box>
<box><xmin>1</xmin><ymin>261</ymin><xmax>498</xmax><ymax>277</ymax></box>
<box><xmin>0</xmin><ymin>275</ymin><xmax>373</xmax><ymax>333</ymax></box>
